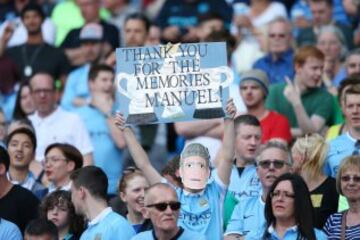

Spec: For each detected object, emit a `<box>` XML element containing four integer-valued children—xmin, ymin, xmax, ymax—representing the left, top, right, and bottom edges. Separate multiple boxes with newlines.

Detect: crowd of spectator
<box><xmin>0</xmin><ymin>0</ymin><xmax>360</xmax><ymax>239</ymax></box>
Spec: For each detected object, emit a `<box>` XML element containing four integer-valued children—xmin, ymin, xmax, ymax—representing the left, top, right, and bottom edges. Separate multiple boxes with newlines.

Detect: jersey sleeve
<box><xmin>224</xmin><ymin>203</ymin><xmax>245</xmax><ymax>236</ymax></box>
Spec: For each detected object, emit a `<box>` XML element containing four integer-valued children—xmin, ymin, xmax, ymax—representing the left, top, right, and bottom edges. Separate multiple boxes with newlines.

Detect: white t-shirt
<box><xmin>0</xmin><ymin>17</ymin><xmax>56</xmax><ymax>47</ymax></box>
<box><xmin>251</xmin><ymin>2</ymin><xmax>288</xmax><ymax>28</ymax></box>
<box><xmin>29</xmin><ymin>107</ymin><xmax>93</xmax><ymax>161</ymax></box>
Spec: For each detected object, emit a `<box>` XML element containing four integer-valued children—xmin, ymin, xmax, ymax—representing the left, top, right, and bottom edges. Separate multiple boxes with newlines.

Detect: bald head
<box><xmin>145</xmin><ymin>183</ymin><xmax>177</xmax><ymax>205</ymax></box>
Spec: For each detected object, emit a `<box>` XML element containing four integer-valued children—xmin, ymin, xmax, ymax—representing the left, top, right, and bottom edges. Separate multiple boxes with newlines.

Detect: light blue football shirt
<box><xmin>325</xmin><ymin>132</ymin><xmax>357</xmax><ymax>177</ymax></box>
<box><xmin>131</xmin><ymin>228</ymin><xmax>206</xmax><ymax>240</ymax></box>
<box><xmin>80</xmin><ymin>207</ymin><xmax>135</xmax><ymax>240</ymax></box>
<box><xmin>61</xmin><ymin>64</ymin><xmax>90</xmax><ymax>111</ymax></box>
<box><xmin>213</xmin><ymin>164</ymin><xmax>261</xmax><ymax>201</ymax></box>
<box><xmin>175</xmin><ymin>173</ymin><xmax>226</xmax><ymax>240</ymax></box>
<box><xmin>0</xmin><ymin>218</ymin><xmax>22</xmax><ymax>240</ymax></box>
<box><xmin>225</xmin><ymin>195</ymin><xmax>265</xmax><ymax>237</ymax></box>
<box><xmin>76</xmin><ymin>105</ymin><xmax>123</xmax><ymax>194</ymax></box>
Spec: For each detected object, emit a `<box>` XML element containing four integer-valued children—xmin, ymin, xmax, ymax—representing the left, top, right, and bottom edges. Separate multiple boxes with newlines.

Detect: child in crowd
<box><xmin>39</xmin><ymin>190</ymin><xmax>85</xmax><ymax>240</ymax></box>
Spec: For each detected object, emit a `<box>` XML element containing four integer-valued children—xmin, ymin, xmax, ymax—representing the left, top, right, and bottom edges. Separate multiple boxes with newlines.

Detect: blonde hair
<box><xmin>336</xmin><ymin>155</ymin><xmax>360</xmax><ymax>195</ymax></box>
<box><xmin>292</xmin><ymin>133</ymin><xmax>328</xmax><ymax>179</ymax></box>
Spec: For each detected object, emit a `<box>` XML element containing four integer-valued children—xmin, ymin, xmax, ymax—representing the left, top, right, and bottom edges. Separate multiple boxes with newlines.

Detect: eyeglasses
<box><xmin>270</xmin><ymin>190</ymin><xmax>295</xmax><ymax>199</ymax></box>
<box><xmin>352</xmin><ymin>140</ymin><xmax>360</xmax><ymax>156</ymax></box>
<box><xmin>257</xmin><ymin>160</ymin><xmax>288</xmax><ymax>169</ymax></box>
<box><xmin>341</xmin><ymin>175</ymin><xmax>360</xmax><ymax>183</ymax></box>
<box><xmin>269</xmin><ymin>33</ymin><xmax>286</xmax><ymax>39</ymax></box>
<box><xmin>44</xmin><ymin>156</ymin><xmax>67</xmax><ymax>164</ymax></box>
<box><xmin>146</xmin><ymin>201</ymin><xmax>181</xmax><ymax>212</ymax></box>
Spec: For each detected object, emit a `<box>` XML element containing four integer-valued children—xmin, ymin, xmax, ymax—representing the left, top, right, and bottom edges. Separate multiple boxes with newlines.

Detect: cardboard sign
<box><xmin>116</xmin><ymin>42</ymin><xmax>233</xmax><ymax>124</ymax></box>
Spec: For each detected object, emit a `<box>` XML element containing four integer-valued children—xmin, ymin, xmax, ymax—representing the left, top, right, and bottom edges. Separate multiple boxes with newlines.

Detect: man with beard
<box><xmin>240</xmin><ymin>69</ymin><xmax>291</xmax><ymax>144</ymax></box>
<box><xmin>0</xmin><ymin>3</ymin><xmax>69</xmax><ymax>82</ymax></box>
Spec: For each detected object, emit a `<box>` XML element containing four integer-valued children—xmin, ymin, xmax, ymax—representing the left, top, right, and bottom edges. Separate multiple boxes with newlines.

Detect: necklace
<box><xmin>21</xmin><ymin>44</ymin><xmax>45</xmax><ymax>77</ymax></box>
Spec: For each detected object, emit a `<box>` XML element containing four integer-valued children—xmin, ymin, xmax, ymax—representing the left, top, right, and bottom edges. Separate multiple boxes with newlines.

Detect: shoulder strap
<box><xmin>341</xmin><ymin>211</ymin><xmax>347</xmax><ymax>240</ymax></box>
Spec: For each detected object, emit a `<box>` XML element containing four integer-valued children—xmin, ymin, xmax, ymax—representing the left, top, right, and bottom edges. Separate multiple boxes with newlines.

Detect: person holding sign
<box><xmin>114</xmin><ymin>99</ymin><xmax>236</xmax><ymax>239</ymax></box>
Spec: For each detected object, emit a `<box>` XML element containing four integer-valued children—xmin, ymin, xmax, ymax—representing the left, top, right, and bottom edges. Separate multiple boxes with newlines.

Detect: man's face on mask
<box><xmin>180</xmin><ymin>156</ymin><xmax>209</xmax><ymax>190</ymax></box>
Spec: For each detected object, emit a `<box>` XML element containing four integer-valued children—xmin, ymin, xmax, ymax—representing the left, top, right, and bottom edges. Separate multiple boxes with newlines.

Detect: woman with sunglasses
<box><xmin>118</xmin><ymin>168</ymin><xmax>152</xmax><ymax>233</ymax></box>
<box><xmin>292</xmin><ymin>133</ymin><xmax>338</xmax><ymax>228</ymax></box>
<box><xmin>324</xmin><ymin>155</ymin><xmax>360</xmax><ymax>239</ymax></box>
<box><xmin>44</xmin><ymin>143</ymin><xmax>83</xmax><ymax>193</ymax></box>
<box><xmin>248</xmin><ymin>173</ymin><xmax>327</xmax><ymax>239</ymax></box>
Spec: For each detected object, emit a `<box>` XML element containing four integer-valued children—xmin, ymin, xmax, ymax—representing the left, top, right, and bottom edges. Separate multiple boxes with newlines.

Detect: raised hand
<box><xmin>283</xmin><ymin>76</ymin><xmax>301</xmax><ymax>106</ymax></box>
<box><xmin>114</xmin><ymin>112</ymin><xmax>127</xmax><ymax>130</ymax></box>
<box><xmin>225</xmin><ymin>98</ymin><xmax>237</xmax><ymax>120</ymax></box>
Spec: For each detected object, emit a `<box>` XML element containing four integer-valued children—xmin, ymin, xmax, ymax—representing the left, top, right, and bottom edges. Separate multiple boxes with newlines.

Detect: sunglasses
<box><xmin>257</xmin><ymin>160</ymin><xmax>287</xmax><ymax>169</ymax></box>
<box><xmin>146</xmin><ymin>202</ymin><xmax>181</xmax><ymax>212</ymax></box>
<box><xmin>270</xmin><ymin>190</ymin><xmax>295</xmax><ymax>199</ymax></box>
<box><xmin>341</xmin><ymin>175</ymin><xmax>360</xmax><ymax>183</ymax></box>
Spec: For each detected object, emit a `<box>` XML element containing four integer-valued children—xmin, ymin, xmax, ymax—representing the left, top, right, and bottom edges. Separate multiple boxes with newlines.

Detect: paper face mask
<box><xmin>180</xmin><ymin>157</ymin><xmax>209</xmax><ymax>190</ymax></box>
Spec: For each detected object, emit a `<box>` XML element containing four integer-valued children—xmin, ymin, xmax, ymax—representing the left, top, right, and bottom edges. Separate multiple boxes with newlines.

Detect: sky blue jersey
<box><xmin>325</xmin><ymin>133</ymin><xmax>358</xmax><ymax>177</ymax></box>
<box><xmin>80</xmin><ymin>208</ymin><xmax>135</xmax><ymax>240</ymax></box>
<box><xmin>225</xmin><ymin>195</ymin><xmax>265</xmax><ymax>237</ymax></box>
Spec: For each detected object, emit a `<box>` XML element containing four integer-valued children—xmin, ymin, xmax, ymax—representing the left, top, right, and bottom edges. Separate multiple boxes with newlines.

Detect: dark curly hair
<box><xmin>39</xmin><ymin>190</ymin><xmax>85</xmax><ymax>238</ymax></box>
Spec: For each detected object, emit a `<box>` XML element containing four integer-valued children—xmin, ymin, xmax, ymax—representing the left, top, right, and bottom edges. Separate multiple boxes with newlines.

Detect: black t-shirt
<box><xmin>5</xmin><ymin>43</ymin><xmax>70</xmax><ymax>81</ymax></box>
<box><xmin>0</xmin><ymin>185</ymin><xmax>39</xmax><ymax>233</ymax></box>
<box><xmin>61</xmin><ymin>20</ymin><xmax>120</xmax><ymax>50</ymax></box>
<box><xmin>310</xmin><ymin>177</ymin><xmax>339</xmax><ymax>229</ymax></box>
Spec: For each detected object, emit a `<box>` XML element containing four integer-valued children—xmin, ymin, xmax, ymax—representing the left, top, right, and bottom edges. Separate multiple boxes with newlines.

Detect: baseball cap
<box><xmin>79</xmin><ymin>23</ymin><xmax>103</xmax><ymax>42</ymax></box>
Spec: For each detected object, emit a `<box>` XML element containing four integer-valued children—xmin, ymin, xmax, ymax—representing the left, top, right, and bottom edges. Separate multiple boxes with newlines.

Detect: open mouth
<box><xmin>136</xmin><ymin>198</ymin><xmax>144</xmax><ymax>207</ymax></box>
<box><xmin>15</xmin><ymin>155</ymin><xmax>24</xmax><ymax>161</ymax></box>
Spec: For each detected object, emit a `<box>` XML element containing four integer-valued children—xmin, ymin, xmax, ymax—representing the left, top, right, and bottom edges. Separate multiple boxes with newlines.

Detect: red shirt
<box><xmin>260</xmin><ymin>111</ymin><xmax>292</xmax><ymax>144</ymax></box>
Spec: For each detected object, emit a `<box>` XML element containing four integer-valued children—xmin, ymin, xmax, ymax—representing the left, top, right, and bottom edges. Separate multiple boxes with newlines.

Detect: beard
<box><xmin>27</xmin><ymin>27</ymin><xmax>42</xmax><ymax>36</ymax></box>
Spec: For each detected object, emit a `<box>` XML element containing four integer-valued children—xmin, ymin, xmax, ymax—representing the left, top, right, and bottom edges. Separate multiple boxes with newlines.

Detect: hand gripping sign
<box><xmin>116</xmin><ymin>42</ymin><xmax>233</xmax><ymax>124</ymax></box>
